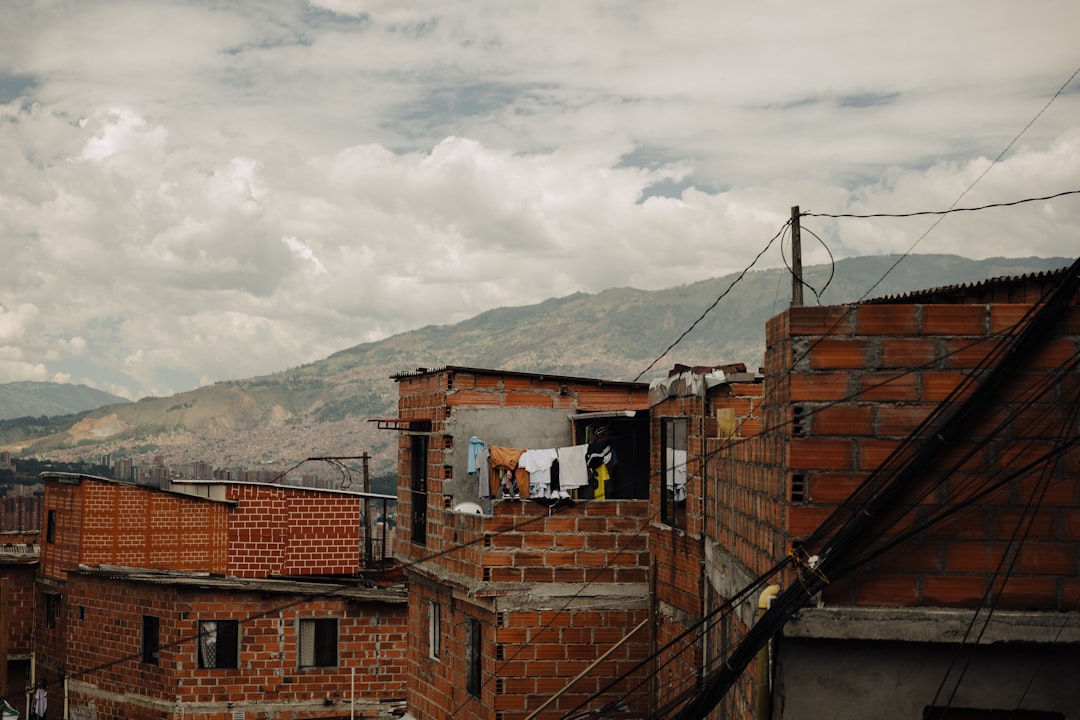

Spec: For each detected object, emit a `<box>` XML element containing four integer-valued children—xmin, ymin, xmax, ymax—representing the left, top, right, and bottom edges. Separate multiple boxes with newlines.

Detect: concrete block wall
<box><xmin>770</xmin><ymin>302</ymin><xmax>1080</xmax><ymax>610</ymax></box>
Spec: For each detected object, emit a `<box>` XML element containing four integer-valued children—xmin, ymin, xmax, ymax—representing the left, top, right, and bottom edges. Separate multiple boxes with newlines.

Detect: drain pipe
<box><xmin>754</xmin><ymin>585</ymin><xmax>781</xmax><ymax>720</ymax></box>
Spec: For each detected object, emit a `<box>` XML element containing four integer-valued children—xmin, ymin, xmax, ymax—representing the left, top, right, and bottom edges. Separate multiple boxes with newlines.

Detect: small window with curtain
<box><xmin>299</xmin><ymin>618</ymin><xmax>338</xmax><ymax>668</ymax></box>
<box><xmin>198</xmin><ymin>620</ymin><xmax>240</xmax><ymax>669</ymax></box>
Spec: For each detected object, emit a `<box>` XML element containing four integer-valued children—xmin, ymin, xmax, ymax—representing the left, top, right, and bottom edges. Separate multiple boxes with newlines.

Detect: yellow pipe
<box><xmin>754</xmin><ymin>585</ymin><xmax>781</xmax><ymax>720</ymax></box>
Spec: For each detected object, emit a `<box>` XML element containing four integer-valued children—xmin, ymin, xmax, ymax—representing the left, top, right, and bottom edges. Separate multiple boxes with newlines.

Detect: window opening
<box><xmin>410</xmin><ymin>434</ymin><xmax>428</xmax><ymax>545</ymax></box>
<box><xmin>466</xmin><ymin>618</ymin><xmax>482</xmax><ymax>697</ymax></box>
<box><xmin>142</xmin><ymin>615</ymin><xmax>160</xmax><ymax>664</ymax></box>
<box><xmin>428</xmin><ymin>601</ymin><xmax>441</xmax><ymax>660</ymax></box>
<box><xmin>199</xmin><ymin>619</ymin><xmax>240</xmax><ymax>669</ymax></box>
<box><xmin>299</xmin><ymin>618</ymin><xmax>338</xmax><ymax>668</ymax></box>
<box><xmin>45</xmin><ymin>594</ymin><xmax>61</xmax><ymax>629</ymax></box>
<box><xmin>661</xmin><ymin>418</ymin><xmax>689</xmax><ymax>528</ymax></box>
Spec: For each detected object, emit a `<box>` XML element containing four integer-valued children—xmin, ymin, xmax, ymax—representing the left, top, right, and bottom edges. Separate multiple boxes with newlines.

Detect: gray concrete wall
<box><xmin>775</xmin><ymin>636</ymin><xmax>1079</xmax><ymax>720</ymax></box>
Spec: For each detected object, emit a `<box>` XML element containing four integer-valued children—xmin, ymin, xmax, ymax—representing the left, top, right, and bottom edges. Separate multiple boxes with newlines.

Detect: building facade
<box><xmin>648</xmin><ymin>266</ymin><xmax>1080</xmax><ymax>719</ymax></box>
<box><xmin>35</xmin><ymin>473</ymin><xmax>408</xmax><ymax>720</ymax></box>
<box><xmin>385</xmin><ymin>367</ymin><xmax>654</xmax><ymax>720</ymax></box>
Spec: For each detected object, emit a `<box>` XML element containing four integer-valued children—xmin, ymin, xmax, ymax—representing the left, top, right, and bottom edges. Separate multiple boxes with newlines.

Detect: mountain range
<box><xmin>0</xmin><ymin>382</ymin><xmax>128</xmax><ymax>421</ymax></box>
<box><xmin>0</xmin><ymin>253</ymin><xmax>1071</xmax><ymax>479</ymax></box>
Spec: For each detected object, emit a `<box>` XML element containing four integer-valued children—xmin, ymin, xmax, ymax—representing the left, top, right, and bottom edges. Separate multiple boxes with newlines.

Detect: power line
<box><xmin>633</xmin><ymin>219</ymin><xmax>789</xmax><ymax>382</ymax></box>
<box><xmin>803</xmin><ymin>188</ymin><xmax>1080</xmax><ymax>219</ymax></box>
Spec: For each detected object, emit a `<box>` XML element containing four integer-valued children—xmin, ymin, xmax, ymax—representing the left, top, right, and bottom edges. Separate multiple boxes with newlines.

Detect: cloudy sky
<box><xmin>1</xmin><ymin>1</ymin><xmax>1078</xmax><ymax>400</ymax></box>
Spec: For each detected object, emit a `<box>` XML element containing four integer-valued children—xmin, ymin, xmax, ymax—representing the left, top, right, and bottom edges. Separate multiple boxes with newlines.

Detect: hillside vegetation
<box><xmin>0</xmin><ymin>382</ymin><xmax>128</xmax><ymax>421</ymax></box>
<box><xmin>1</xmin><ymin>254</ymin><xmax>1069</xmax><ymax>477</ymax></box>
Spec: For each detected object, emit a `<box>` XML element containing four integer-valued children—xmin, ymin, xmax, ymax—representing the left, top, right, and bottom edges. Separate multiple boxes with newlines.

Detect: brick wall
<box><xmin>406</xmin><ymin>573</ymin><xmax>651</xmax><ymax>720</ymax></box>
<box><xmin>61</xmin><ymin>573</ymin><xmax>408</xmax><ymax>720</ymax></box>
<box><xmin>393</xmin><ymin>368</ymin><xmax>649</xmax><ymax>569</ymax></box>
<box><xmin>392</xmin><ymin>368</ymin><xmax>654</xmax><ymax>720</ymax></box>
<box><xmin>770</xmin><ymin>302</ymin><xmax>1080</xmax><ymax>609</ymax></box>
<box><xmin>0</xmin><ymin>563</ymin><xmax>36</xmax><ymax>656</ymax></box>
<box><xmin>41</xmin><ymin>478</ymin><xmax>229</xmax><ymax>580</ymax></box>
<box><xmin>225</xmin><ymin>484</ymin><xmax>364</xmax><ymax>578</ymax></box>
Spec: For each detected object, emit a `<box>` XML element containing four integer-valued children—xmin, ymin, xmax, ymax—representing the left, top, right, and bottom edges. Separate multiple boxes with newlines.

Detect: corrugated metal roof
<box><xmin>867</xmin><ymin>266</ymin><xmax>1071</xmax><ymax>304</ymax></box>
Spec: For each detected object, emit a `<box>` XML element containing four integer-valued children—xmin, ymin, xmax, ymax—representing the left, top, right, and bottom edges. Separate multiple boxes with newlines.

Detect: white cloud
<box><xmin>0</xmin><ymin>0</ymin><xmax>1078</xmax><ymax>398</ymax></box>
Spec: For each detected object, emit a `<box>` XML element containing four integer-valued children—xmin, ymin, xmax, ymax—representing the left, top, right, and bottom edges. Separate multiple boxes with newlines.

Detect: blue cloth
<box><xmin>467</xmin><ymin>436</ymin><xmax>485</xmax><ymax>474</ymax></box>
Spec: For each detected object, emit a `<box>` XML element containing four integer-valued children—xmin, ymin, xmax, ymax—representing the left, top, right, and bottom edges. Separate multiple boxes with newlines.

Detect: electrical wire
<box><xmin>633</xmin><ymin>220</ymin><xmax>790</xmax><ymax>382</ymax></box>
<box><xmin>660</xmin><ymin>256</ymin><xmax>1080</xmax><ymax>719</ymax></box>
<box><xmin>803</xmin><ymin>188</ymin><xmax>1080</xmax><ymax>219</ymax></box>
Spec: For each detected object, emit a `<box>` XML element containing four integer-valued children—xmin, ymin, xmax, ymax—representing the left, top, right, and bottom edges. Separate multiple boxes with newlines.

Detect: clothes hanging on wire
<box><xmin>520</xmin><ymin>448</ymin><xmax>558</xmax><ymax>498</ymax></box>
<box><xmin>556</xmin><ymin>444</ymin><xmax>588</xmax><ymax>489</ymax></box>
<box><xmin>489</xmin><ymin>446</ymin><xmax>526</xmax><ymax>499</ymax></box>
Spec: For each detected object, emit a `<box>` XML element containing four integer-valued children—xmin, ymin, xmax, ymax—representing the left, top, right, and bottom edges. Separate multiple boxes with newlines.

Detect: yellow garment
<box><xmin>594</xmin><ymin>463</ymin><xmax>609</xmax><ymax>499</ymax></box>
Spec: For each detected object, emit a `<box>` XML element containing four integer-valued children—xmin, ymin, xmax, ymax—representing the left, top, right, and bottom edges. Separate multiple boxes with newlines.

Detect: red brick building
<box><xmin>384</xmin><ymin>367</ymin><xmax>654</xmax><ymax>720</ymax></box>
<box><xmin>0</xmin><ymin>535</ymin><xmax>39</xmax><ymax>707</ymax></box>
<box><xmin>35</xmin><ymin>473</ymin><xmax>408</xmax><ymax>720</ymax></box>
<box><xmin>647</xmin><ymin>265</ymin><xmax>1080</xmax><ymax>720</ymax></box>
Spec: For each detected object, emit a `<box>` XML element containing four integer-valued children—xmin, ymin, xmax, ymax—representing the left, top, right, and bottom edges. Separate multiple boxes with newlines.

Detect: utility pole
<box><xmin>362</xmin><ymin>452</ymin><xmax>372</xmax><ymax>568</ymax></box>
<box><xmin>791</xmin><ymin>205</ymin><xmax>804</xmax><ymax>307</ymax></box>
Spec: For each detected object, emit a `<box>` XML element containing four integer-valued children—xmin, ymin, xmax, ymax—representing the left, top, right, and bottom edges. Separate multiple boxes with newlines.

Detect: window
<box><xmin>299</xmin><ymin>618</ymin><xmax>338</xmax><ymax>668</ymax></box>
<box><xmin>410</xmin><ymin>434</ymin><xmax>429</xmax><ymax>545</ymax></box>
<box><xmin>198</xmin><ymin>620</ymin><xmax>240</xmax><ymax>669</ymax></box>
<box><xmin>45</xmin><ymin>594</ymin><xmax>61</xmax><ymax>629</ymax></box>
<box><xmin>142</xmin><ymin>615</ymin><xmax>160</xmax><ymax>665</ymax></box>
<box><xmin>466</xmin><ymin>618</ymin><xmax>482</xmax><ymax>697</ymax></box>
<box><xmin>661</xmin><ymin>418</ymin><xmax>688</xmax><ymax>528</ymax></box>
<box><xmin>428</xmin><ymin>601</ymin><xmax>441</xmax><ymax>660</ymax></box>
<box><xmin>46</xmin><ymin>510</ymin><xmax>56</xmax><ymax>543</ymax></box>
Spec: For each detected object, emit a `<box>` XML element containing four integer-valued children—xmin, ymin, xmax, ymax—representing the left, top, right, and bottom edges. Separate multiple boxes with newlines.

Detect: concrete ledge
<box><xmin>785</xmin><ymin>606</ymin><xmax>1080</xmax><ymax>644</ymax></box>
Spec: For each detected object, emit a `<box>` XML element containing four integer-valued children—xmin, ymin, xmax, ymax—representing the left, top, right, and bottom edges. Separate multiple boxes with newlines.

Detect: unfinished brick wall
<box><xmin>225</xmin><ymin>484</ymin><xmax>365</xmax><ymax>578</ymax></box>
<box><xmin>61</xmin><ymin>573</ymin><xmax>408</xmax><ymax>720</ymax></box>
<box><xmin>1</xmin><ymin>563</ymin><xmax>36</xmax><ymax>656</ymax></box>
<box><xmin>393</xmin><ymin>368</ymin><xmax>650</xmax><ymax>570</ymax></box>
<box><xmin>772</xmin><ymin>302</ymin><xmax>1080</xmax><ymax>610</ymax></box>
<box><xmin>40</xmin><ymin>477</ymin><xmax>229</xmax><ymax>580</ymax></box>
<box><xmin>705</xmin><ymin>379</ymin><xmax>784</xmax><ymax>584</ymax></box>
<box><xmin>495</xmin><ymin>606</ymin><xmax>652</xmax><ymax>720</ymax></box>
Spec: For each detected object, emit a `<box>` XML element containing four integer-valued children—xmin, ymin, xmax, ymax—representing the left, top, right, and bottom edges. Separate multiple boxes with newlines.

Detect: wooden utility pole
<box><xmin>791</xmin><ymin>205</ymin><xmax>804</xmax><ymax>307</ymax></box>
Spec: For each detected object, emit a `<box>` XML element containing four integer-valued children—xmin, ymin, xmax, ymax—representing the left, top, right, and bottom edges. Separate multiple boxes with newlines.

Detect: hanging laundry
<box><xmin>586</xmin><ymin>434</ymin><xmax>614</xmax><ymax>499</ymax></box>
<box><xmin>476</xmin><ymin>447</ymin><xmax>492</xmax><ymax>498</ymax></box>
<box><xmin>520</xmin><ymin>448</ymin><xmax>558</xmax><ymax>498</ymax></box>
<box><xmin>467</xmin><ymin>436</ymin><xmax>485</xmax><ymax>474</ymax></box>
<box><xmin>557</xmin><ymin>444</ymin><xmax>589</xmax><ymax>489</ymax></box>
<box><xmin>668</xmin><ymin>448</ymin><xmax>687</xmax><ymax>502</ymax></box>
<box><xmin>489</xmin><ymin>446</ymin><xmax>526</xmax><ymax>499</ymax></box>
